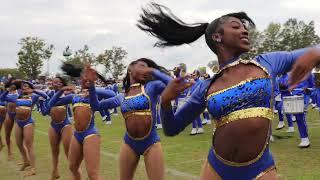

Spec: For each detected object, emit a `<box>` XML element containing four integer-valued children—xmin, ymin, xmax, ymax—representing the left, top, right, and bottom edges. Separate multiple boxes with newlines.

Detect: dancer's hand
<box><xmin>84</xmin><ymin>65</ymin><xmax>97</xmax><ymax>83</ymax></box>
<box><xmin>289</xmin><ymin>48</ymin><xmax>320</xmax><ymax>89</ymax></box>
<box><xmin>161</xmin><ymin>76</ymin><xmax>194</xmax><ymax>109</ymax></box>
<box><xmin>135</xmin><ymin>66</ymin><xmax>154</xmax><ymax>80</ymax></box>
<box><xmin>23</xmin><ymin>88</ymin><xmax>34</xmax><ymax>94</ymax></box>
<box><xmin>61</xmin><ymin>86</ymin><xmax>75</xmax><ymax>92</ymax></box>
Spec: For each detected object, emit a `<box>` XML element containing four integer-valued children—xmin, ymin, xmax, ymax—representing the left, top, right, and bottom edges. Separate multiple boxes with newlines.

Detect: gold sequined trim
<box><xmin>122</xmin><ymin>110</ymin><xmax>152</xmax><ymax>119</ymax></box>
<box><xmin>16</xmin><ymin>106</ymin><xmax>32</xmax><ymax>110</ymax></box>
<box><xmin>130</xmin><ymin>83</ymin><xmax>141</xmax><ymax>87</ymax></box>
<box><xmin>123</xmin><ymin>85</ymin><xmax>153</xmax><ymax>141</ymax></box>
<box><xmin>23</xmin><ymin>123</ymin><xmax>34</xmax><ymax>128</ymax></box>
<box><xmin>206</xmin><ymin>77</ymin><xmax>267</xmax><ymax>99</ymax></box>
<box><xmin>72</xmin><ymin>103</ymin><xmax>90</xmax><ymax>110</ymax></box>
<box><xmin>255</xmin><ymin>166</ymin><xmax>276</xmax><ymax>180</ymax></box>
<box><xmin>216</xmin><ymin>107</ymin><xmax>274</xmax><ymax>128</ymax></box>
<box><xmin>125</xmin><ymin>85</ymin><xmax>144</xmax><ymax>99</ymax></box>
<box><xmin>217</xmin><ymin>59</ymin><xmax>270</xmax><ymax>76</ymax></box>
<box><xmin>83</xmin><ymin>134</ymin><xmax>99</xmax><ymax>142</ymax></box>
<box><xmin>60</xmin><ymin>124</ymin><xmax>71</xmax><ymax>133</ymax></box>
<box><xmin>212</xmin><ymin>123</ymin><xmax>271</xmax><ymax>167</ymax></box>
<box><xmin>53</xmin><ymin>105</ymin><xmax>66</xmax><ymax>110</ymax></box>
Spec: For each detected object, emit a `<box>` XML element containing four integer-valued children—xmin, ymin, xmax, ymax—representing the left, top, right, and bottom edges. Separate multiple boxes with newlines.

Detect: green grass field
<box><xmin>0</xmin><ymin>108</ymin><xmax>320</xmax><ymax>180</ymax></box>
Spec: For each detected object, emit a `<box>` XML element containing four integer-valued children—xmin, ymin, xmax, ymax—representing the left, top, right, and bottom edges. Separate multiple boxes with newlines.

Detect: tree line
<box><xmin>1</xmin><ymin>18</ymin><xmax>319</xmax><ymax>80</ymax></box>
<box><xmin>3</xmin><ymin>37</ymin><xmax>127</xmax><ymax>80</ymax></box>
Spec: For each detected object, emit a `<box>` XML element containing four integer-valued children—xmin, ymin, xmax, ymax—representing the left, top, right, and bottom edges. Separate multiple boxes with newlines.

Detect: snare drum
<box><xmin>282</xmin><ymin>95</ymin><xmax>305</xmax><ymax>114</ymax></box>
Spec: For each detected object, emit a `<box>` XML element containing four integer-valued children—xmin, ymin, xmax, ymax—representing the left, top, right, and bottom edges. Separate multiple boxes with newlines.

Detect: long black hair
<box><xmin>55</xmin><ymin>76</ymin><xmax>68</xmax><ymax>86</ymax></box>
<box><xmin>4</xmin><ymin>77</ymin><xmax>21</xmax><ymax>90</ymax></box>
<box><xmin>61</xmin><ymin>63</ymin><xmax>109</xmax><ymax>85</ymax></box>
<box><xmin>137</xmin><ymin>3</ymin><xmax>255</xmax><ymax>54</ymax></box>
<box><xmin>123</xmin><ymin>58</ymin><xmax>169</xmax><ymax>93</ymax></box>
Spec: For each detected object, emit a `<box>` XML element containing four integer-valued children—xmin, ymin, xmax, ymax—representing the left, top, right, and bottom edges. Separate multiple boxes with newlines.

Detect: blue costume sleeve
<box><xmin>46</xmin><ymin>91</ymin><xmax>73</xmax><ymax>114</ymax></box>
<box><xmin>146</xmin><ymin>80</ymin><xmax>167</xmax><ymax>97</ymax></box>
<box><xmin>256</xmin><ymin>46</ymin><xmax>320</xmax><ymax>77</ymax></box>
<box><xmin>113</xmin><ymin>84</ymin><xmax>118</xmax><ymax>93</ymax></box>
<box><xmin>47</xmin><ymin>90</ymin><xmax>54</xmax><ymax>98</ymax></box>
<box><xmin>152</xmin><ymin>69</ymin><xmax>172</xmax><ymax>85</ymax></box>
<box><xmin>160</xmin><ymin>80</ymin><xmax>210</xmax><ymax>136</ymax></box>
<box><xmin>98</xmin><ymin>94</ymin><xmax>124</xmax><ymax>110</ymax></box>
<box><xmin>32</xmin><ymin>90</ymin><xmax>48</xmax><ymax>104</ymax></box>
<box><xmin>96</xmin><ymin>88</ymin><xmax>116</xmax><ymax>99</ymax></box>
<box><xmin>307</xmin><ymin>74</ymin><xmax>315</xmax><ymax>88</ymax></box>
<box><xmin>0</xmin><ymin>91</ymin><xmax>9</xmax><ymax>102</ymax></box>
<box><xmin>88</xmin><ymin>85</ymin><xmax>101</xmax><ymax>111</ymax></box>
<box><xmin>31</xmin><ymin>94</ymin><xmax>40</xmax><ymax>104</ymax></box>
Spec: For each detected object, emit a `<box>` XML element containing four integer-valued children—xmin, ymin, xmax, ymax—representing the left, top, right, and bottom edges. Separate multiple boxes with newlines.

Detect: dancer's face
<box><xmin>130</xmin><ymin>61</ymin><xmax>151</xmax><ymax>83</ymax></box>
<box><xmin>21</xmin><ymin>83</ymin><xmax>32</xmax><ymax>94</ymax></box>
<box><xmin>218</xmin><ymin>17</ymin><xmax>250</xmax><ymax>54</ymax></box>
<box><xmin>53</xmin><ymin>78</ymin><xmax>64</xmax><ymax>90</ymax></box>
<box><xmin>81</xmin><ymin>74</ymin><xmax>91</xmax><ymax>89</ymax></box>
<box><xmin>47</xmin><ymin>80</ymin><xmax>53</xmax><ymax>90</ymax></box>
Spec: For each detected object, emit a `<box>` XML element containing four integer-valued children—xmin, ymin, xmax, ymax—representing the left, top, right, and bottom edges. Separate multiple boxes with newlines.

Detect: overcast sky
<box><xmin>0</xmin><ymin>0</ymin><xmax>319</xmax><ymax>76</ymax></box>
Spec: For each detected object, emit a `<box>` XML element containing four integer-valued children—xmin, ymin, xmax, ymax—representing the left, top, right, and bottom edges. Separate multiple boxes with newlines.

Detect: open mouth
<box><xmin>240</xmin><ymin>36</ymin><xmax>249</xmax><ymax>43</ymax></box>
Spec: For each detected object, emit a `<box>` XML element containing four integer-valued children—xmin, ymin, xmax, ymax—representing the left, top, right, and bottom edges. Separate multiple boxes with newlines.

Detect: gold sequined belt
<box><xmin>123</xmin><ymin>110</ymin><xmax>152</xmax><ymax>119</ymax></box>
<box><xmin>16</xmin><ymin>106</ymin><xmax>32</xmax><ymax>110</ymax></box>
<box><xmin>216</xmin><ymin>107</ymin><xmax>273</xmax><ymax>128</ymax></box>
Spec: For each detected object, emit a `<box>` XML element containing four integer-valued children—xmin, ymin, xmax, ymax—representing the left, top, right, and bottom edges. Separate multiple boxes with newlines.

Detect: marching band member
<box><xmin>276</xmin><ymin>74</ymin><xmax>294</xmax><ymax>133</ymax></box>
<box><xmin>190</xmin><ymin>70</ymin><xmax>204</xmax><ymax>135</ymax></box>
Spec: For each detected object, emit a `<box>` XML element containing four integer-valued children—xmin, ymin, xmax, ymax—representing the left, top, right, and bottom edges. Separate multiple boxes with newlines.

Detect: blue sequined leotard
<box><xmin>89</xmin><ymin>69</ymin><xmax>172</xmax><ymax>155</ymax></box>
<box><xmin>1</xmin><ymin>90</ymin><xmax>48</xmax><ymax>128</ymax></box>
<box><xmin>160</xmin><ymin>46</ymin><xmax>319</xmax><ymax>179</ymax></box>
<box><xmin>41</xmin><ymin>90</ymin><xmax>72</xmax><ymax>135</ymax></box>
<box><xmin>47</xmin><ymin>90</ymin><xmax>102</xmax><ymax>144</ymax></box>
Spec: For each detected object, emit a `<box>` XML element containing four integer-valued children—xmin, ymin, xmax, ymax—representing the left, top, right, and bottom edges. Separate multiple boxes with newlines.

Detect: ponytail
<box><xmin>137</xmin><ymin>3</ymin><xmax>208</xmax><ymax>47</ymax></box>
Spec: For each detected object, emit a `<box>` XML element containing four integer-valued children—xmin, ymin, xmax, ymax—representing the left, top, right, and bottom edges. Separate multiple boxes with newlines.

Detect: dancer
<box><xmin>41</xmin><ymin>77</ymin><xmax>73</xmax><ymax>179</ymax></box>
<box><xmin>1</xmin><ymin>78</ymin><xmax>21</xmax><ymax>160</ymax></box>
<box><xmin>137</xmin><ymin>3</ymin><xmax>320</xmax><ymax>179</ymax></box>
<box><xmin>1</xmin><ymin>81</ymin><xmax>48</xmax><ymax>176</ymax></box>
<box><xmin>88</xmin><ymin>58</ymin><xmax>171</xmax><ymax>180</ymax></box>
<box><xmin>48</xmin><ymin>64</ymin><xmax>114</xmax><ymax>180</ymax></box>
<box><xmin>0</xmin><ymin>87</ymin><xmax>6</xmax><ymax>151</ymax></box>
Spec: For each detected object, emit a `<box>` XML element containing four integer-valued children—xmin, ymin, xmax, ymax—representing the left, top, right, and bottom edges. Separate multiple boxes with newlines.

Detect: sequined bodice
<box><xmin>121</xmin><ymin>93</ymin><xmax>150</xmax><ymax>113</ymax></box>
<box><xmin>72</xmin><ymin>95</ymin><xmax>89</xmax><ymax>105</ymax></box>
<box><xmin>207</xmin><ymin>78</ymin><xmax>271</xmax><ymax>121</ymax></box>
<box><xmin>6</xmin><ymin>92</ymin><xmax>19</xmax><ymax>103</ymax></box>
<box><xmin>16</xmin><ymin>98</ymin><xmax>32</xmax><ymax>107</ymax></box>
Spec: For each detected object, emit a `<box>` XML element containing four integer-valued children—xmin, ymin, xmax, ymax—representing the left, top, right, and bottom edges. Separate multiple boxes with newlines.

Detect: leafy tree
<box><xmin>96</xmin><ymin>46</ymin><xmax>127</xmax><ymax>80</ymax></box>
<box><xmin>17</xmin><ymin>37</ymin><xmax>53</xmax><ymax>79</ymax></box>
<box><xmin>197</xmin><ymin>66</ymin><xmax>207</xmax><ymax>76</ymax></box>
<box><xmin>63</xmin><ymin>45</ymin><xmax>96</xmax><ymax>67</ymax></box>
<box><xmin>279</xmin><ymin>19</ymin><xmax>320</xmax><ymax>50</ymax></box>
<box><xmin>242</xmin><ymin>28</ymin><xmax>264</xmax><ymax>59</ymax></box>
<box><xmin>207</xmin><ymin>60</ymin><xmax>219</xmax><ymax>73</ymax></box>
<box><xmin>242</xmin><ymin>19</ymin><xmax>320</xmax><ymax>59</ymax></box>
<box><xmin>0</xmin><ymin>68</ymin><xmax>26</xmax><ymax>79</ymax></box>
